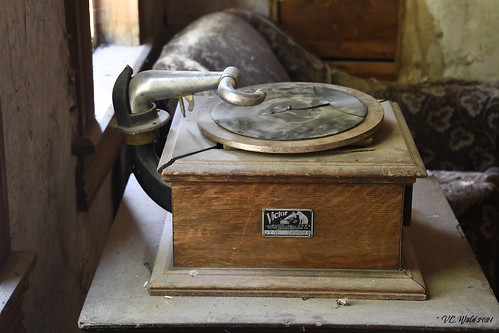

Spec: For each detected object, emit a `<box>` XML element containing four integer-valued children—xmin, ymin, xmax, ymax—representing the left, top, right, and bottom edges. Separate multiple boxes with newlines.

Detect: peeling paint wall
<box><xmin>1</xmin><ymin>1</ymin><xmax>114</xmax><ymax>332</ymax></box>
<box><xmin>398</xmin><ymin>0</ymin><xmax>499</xmax><ymax>82</ymax></box>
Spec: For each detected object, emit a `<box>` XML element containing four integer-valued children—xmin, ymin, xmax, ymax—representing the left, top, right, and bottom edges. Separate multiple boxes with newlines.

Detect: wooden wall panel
<box><xmin>278</xmin><ymin>0</ymin><xmax>400</xmax><ymax>59</ymax></box>
<box><xmin>94</xmin><ymin>0</ymin><xmax>140</xmax><ymax>46</ymax></box>
<box><xmin>0</xmin><ymin>102</ymin><xmax>10</xmax><ymax>265</ymax></box>
<box><xmin>1</xmin><ymin>2</ymin><xmax>116</xmax><ymax>331</ymax></box>
<box><xmin>278</xmin><ymin>0</ymin><xmax>400</xmax><ymax>80</ymax></box>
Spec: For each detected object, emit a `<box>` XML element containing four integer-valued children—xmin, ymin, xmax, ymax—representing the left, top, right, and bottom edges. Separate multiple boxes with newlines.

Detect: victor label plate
<box><xmin>262</xmin><ymin>209</ymin><xmax>313</xmax><ymax>237</ymax></box>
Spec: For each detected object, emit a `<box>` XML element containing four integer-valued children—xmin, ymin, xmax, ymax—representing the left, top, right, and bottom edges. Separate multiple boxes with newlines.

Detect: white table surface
<box><xmin>79</xmin><ymin>175</ymin><xmax>499</xmax><ymax>331</ymax></box>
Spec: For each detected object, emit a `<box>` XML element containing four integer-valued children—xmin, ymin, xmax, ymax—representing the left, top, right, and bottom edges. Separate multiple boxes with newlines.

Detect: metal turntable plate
<box><xmin>212</xmin><ymin>83</ymin><xmax>367</xmax><ymax>141</ymax></box>
<box><xmin>197</xmin><ymin>82</ymin><xmax>384</xmax><ymax>153</ymax></box>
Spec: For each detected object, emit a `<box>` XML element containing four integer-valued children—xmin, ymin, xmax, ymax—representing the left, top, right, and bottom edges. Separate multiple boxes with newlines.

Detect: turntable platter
<box><xmin>197</xmin><ymin>82</ymin><xmax>384</xmax><ymax>154</ymax></box>
<box><xmin>212</xmin><ymin>82</ymin><xmax>367</xmax><ymax>141</ymax></box>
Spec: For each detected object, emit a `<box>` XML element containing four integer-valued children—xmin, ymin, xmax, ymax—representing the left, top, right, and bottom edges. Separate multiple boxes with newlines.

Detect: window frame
<box><xmin>0</xmin><ymin>101</ymin><xmax>10</xmax><ymax>266</ymax></box>
<box><xmin>65</xmin><ymin>0</ymin><xmax>95</xmax><ymax>138</ymax></box>
<box><xmin>65</xmin><ymin>0</ymin><xmax>151</xmax><ymax>210</ymax></box>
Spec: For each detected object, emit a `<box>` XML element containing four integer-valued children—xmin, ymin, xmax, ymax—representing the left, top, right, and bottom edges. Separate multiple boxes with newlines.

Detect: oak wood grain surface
<box><xmin>173</xmin><ymin>182</ymin><xmax>403</xmax><ymax>269</ymax></box>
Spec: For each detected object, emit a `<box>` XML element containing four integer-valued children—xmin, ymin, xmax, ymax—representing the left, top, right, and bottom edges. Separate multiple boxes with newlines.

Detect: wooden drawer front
<box><xmin>172</xmin><ymin>182</ymin><xmax>404</xmax><ymax>270</ymax></box>
<box><xmin>278</xmin><ymin>0</ymin><xmax>400</xmax><ymax>60</ymax></box>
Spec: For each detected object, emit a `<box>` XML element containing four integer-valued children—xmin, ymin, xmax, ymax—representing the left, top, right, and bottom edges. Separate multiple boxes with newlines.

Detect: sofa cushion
<box><xmin>384</xmin><ymin>80</ymin><xmax>499</xmax><ymax>171</ymax></box>
<box><xmin>330</xmin><ymin>73</ymin><xmax>499</xmax><ymax>172</ymax></box>
<box><xmin>224</xmin><ymin>8</ymin><xmax>331</xmax><ymax>84</ymax></box>
<box><xmin>153</xmin><ymin>12</ymin><xmax>290</xmax><ymax>87</ymax></box>
<box><xmin>429</xmin><ymin>170</ymin><xmax>498</xmax><ymax>293</ymax></box>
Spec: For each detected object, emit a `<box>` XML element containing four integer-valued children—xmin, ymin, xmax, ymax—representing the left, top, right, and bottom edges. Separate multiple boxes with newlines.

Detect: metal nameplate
<box><xmin>262</xmin><ymin>209</ymin><xmax>313</xmax><ymax>237</ymax></box>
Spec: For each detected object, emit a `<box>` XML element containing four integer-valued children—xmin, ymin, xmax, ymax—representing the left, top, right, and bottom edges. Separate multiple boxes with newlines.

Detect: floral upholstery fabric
<box><xmin>429</xmin><ymin>170</ymin><xmax>498</xmax><ymax>294</ymax></box>
<box><xmin>376</xmin><ymin>81</ymin><xmax>499</xmax><ymax>172</ymax></box>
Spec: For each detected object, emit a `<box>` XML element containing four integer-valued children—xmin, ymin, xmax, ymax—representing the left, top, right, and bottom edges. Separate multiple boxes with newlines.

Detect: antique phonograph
<box><xmin>111</xmin><ymin>65</ymin><xmax>428</xmax><ymax>300</ymax></box>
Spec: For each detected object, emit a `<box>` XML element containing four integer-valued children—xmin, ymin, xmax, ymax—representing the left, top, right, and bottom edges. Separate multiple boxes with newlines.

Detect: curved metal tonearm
<box><xmin>111</xmin><ymin>65</ymin><xmax>265</xmax><ymax>211</ymax></box>
<box><xmin>217</xmin><ymin>67</ymin><xmax>265</xmax><ymax>106</ymax></box>
<box><xmin>112</xmin><ymin>65</ymin><xmax>265</xmax><ymax>145</ymax></box>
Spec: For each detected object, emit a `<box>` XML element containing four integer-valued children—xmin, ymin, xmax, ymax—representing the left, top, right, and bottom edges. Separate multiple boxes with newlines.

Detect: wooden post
<box><xmin>0</xmin><ymin>100</ymin><xmax>10</xmax><ymax>265</ymax></box>
<box><xmin>94</xmin><ymin>0</ymin><xmax>140</xmax><ymax>46</ymax></box>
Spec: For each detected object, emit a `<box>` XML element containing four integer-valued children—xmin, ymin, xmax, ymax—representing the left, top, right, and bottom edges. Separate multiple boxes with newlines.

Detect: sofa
<box><xmin>152</xmin><ymin>9</ymin><xmax>499</xmax><ymax>297</ymax></box>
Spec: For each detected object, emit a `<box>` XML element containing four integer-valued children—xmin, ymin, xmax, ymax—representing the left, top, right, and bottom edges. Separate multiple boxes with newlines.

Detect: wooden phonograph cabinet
<box><xmin>112</xmin><ymin>67</ymin><xmax>427</xmax><ymax>300</ymax></box>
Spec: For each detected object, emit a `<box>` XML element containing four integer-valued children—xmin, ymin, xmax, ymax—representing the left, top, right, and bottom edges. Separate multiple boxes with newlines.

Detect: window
<box><xmin>65</xmin><ymin>0</ymin><xmax>151</xmax><ymax>210</ymax></box>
